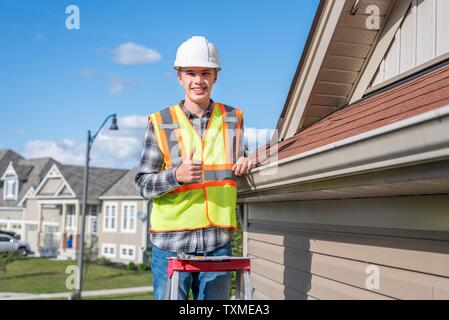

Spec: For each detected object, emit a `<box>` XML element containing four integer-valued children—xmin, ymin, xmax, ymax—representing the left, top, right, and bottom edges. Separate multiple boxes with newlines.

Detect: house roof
<box><xmin>58</xmin><ymin>165</ymin><xmax>128</xmax><ymax>200</ymax></box>
<box><xmin>277</xmin><ymin>0</ymin><xmax>401</xmax><ymax>139</ymax></box>
<box><xmin>0</xmin><ymin>156</ymin><xmax>58</xmax><ymax>207</ymax></box>
<box><xmin>252</xmin><ymin>60</ymin><xmax>449</xmax><ymax>166</ymax></box>
<box><xmin>0</xmin><ymin>149</ymin><xmax>24</xmax><ymax>178</ymax></box>
<box><xmin>15</xmin><ymin>165</ymin><xmax>34</xmax><ymax>181</ymax></box>
<box><xmin>0</xmin><ymin>150</ymin><xmax>130</xmax><ymax>205</ymax></box>
<box><xmin>100</xmin><ymin>168</ymin><xmax>142</xmax><ymax>198</ymax></box>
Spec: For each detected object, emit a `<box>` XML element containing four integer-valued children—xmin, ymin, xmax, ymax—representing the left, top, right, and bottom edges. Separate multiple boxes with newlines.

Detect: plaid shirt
<box><xmin>135</xmin><ymin>100</ymin><xmax>245</xmax><ymax>254</ymax></box>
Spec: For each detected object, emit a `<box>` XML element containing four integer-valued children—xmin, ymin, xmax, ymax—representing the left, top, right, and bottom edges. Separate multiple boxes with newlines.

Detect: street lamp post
<box><xmin>76</xmin><ymin>114</ymin><xmax>119</xmax><ymax>299</ymax></box>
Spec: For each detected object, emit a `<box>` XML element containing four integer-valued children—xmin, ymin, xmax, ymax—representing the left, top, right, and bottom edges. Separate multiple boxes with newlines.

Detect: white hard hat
<box><xmin>174</xmin><ymin>36</ymin><xmax>221</xmax><ymax>71</ymax></box>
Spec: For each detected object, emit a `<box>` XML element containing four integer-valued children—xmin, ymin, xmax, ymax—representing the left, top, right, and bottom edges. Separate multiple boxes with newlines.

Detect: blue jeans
<box><xmin>151</xmin><ymin>242</ymin><xmax>232</xmax><ymax>300</ymax></box>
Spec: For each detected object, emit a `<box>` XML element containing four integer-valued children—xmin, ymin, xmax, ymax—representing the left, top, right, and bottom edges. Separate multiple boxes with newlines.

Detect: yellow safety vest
<box><xmin>148</xmin><ymin>102</ymin><xmax>244</xmax><ymax>232</ymax></box>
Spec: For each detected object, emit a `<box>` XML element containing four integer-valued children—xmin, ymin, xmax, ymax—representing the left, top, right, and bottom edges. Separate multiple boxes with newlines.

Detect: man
<box><xmin>135</xmin><ymin>35</ymin><xmax>254</xmax><ymax>300</ymax></box>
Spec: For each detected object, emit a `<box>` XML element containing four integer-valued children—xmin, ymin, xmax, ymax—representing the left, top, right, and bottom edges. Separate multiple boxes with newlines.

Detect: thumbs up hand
<box><xmin>175</xmin><ymin>147</ymin><xmax>203</xmax><ymax>184</ymax></box>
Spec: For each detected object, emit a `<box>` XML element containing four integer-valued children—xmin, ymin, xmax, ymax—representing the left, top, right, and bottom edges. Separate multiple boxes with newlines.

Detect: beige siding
<box><xmin>37</xmin><ymin>178</ymin><xmax>63</xmax><ymax>196</ymax></box>
<box><xmin>436</xmin><ymin>0</ymin><xmax>449</xmax><ymax>56</ymax></box>
<box><xmin>246</xmin><ymin>195</ymin><xmax>449</xmax><ymax>300</ymax></box>
<box><xmin>24</xmin><ymin>199</ymin><xmax>40</xmax><ymax>221</ymax></box>
<box><xmin>41</xmin><ymin>207</ymin><xmax>61</xmax><ymax>224</ymax></box>
<box><xmin>372</xmin><ymin>0</ymin><xmax>449</xmax><ymax>87</ymax></box>
<box><xmin>0</xmin><ymin>209</ymin><xmax>23</xmax><ymax>220</ymax></box>
<box><xmin>98</xmin><ymin>199</ymin><xmax>147</xmax><ymax>264</ymax></box>
<box><xmin>60</xmin><ymin>186</ymin><xmax>72</xmax><ymax>195</ymax></box>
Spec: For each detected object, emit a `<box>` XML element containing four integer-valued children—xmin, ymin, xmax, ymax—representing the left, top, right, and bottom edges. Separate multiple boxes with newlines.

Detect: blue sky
<box><xmin>0</xmin><ymin>0</ymin><xmax>319</xmax><ymax>168</ymax></box>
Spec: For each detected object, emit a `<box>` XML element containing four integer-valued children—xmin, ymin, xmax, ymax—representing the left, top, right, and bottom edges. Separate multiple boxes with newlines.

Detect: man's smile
<box><xmin>191</xmin><ymin>86</ymin><xmax>207</xmax><ymax>94</ymax></box>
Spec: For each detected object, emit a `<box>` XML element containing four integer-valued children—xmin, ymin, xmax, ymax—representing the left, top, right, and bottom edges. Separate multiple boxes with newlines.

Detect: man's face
<box><xmin>178</xmin><ymin>67</ymin><xmax>217</xmax><ymax>104</ymax></box>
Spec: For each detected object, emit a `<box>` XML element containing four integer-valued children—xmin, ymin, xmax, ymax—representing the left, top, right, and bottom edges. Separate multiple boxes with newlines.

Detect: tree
<box><xmin>82</xmin><ymin>235</ymin><xmax>99</xmax><ymax>276</ymax></box>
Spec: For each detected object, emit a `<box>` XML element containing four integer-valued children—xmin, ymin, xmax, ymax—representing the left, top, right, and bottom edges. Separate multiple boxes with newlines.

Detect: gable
<box><xmin>33</xmin><ymin>164</ymin><xmax>76</xmax><ymax>198</ymax></box>
<box><xmin>18</xmin><ymin>186</ymin><xmax>35</xmax><ymax>207</ymax></box>
<box><xmin>0</xmin><ymin>162</ymin><xmax>18</xmax><ymax>180</ymax></box>
<box><xmin>59</xmin><ymin>185</ymin><xmax>73</xmax><ymax>196</ymax></box>
<box><xmin>368</xmin><ymin>0</ymin><xmax>449</xmax><ymax>91</ymax></box>
<box><xmin>37</xmin><ymin>178</ymin><xmax>63</xmax><ymax>195</ymax></box>
<box><xmin>278</xmin><ymin>0</ymin><xmax>397</xmax><ymax>140</ymax></box>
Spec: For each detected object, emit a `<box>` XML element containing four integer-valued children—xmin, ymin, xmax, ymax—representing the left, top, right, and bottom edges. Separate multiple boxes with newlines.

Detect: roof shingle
<box><xmin>101</xmin><ymin>168</ymin><xmax>142</xmax><ymax>198</ymax></box>
<box><xmin>59</xmin><ymin>165</ymin><xmax>128</xmax><ymax>199</ymax></box>
<box><xmin>253</xmin><ymin>62</ymin><xmax>449</xmax><ymax>166</ymax></box>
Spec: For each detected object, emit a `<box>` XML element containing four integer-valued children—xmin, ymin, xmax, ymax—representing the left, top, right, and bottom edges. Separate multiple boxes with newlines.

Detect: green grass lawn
<box><xmin>0</xmin><ymin>257</ymin><xmax>152</xmax><ymax>294</ymax></box>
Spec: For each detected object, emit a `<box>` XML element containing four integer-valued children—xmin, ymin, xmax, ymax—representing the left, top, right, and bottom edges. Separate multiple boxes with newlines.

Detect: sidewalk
<box><xmin>0</xmin><ymin>286</ymin><xmax>153</xmax><ymax>300</ymax></box>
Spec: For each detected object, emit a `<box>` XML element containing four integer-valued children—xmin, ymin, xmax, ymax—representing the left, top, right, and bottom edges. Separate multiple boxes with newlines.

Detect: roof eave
<box><xmin>238</xmin><ymin>104</ymin><xmax>449</xmax><ymax>200</ymax></box>
<box><xmin>276</xmin><ymin>0</ymin><xmax>327</xmax><ymax>134</ymax></box>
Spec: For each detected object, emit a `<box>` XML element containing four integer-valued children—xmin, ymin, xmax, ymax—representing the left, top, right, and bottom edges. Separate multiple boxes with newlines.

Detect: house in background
<box><xmin>0</xmin><ymin>149</ymin><xmax>56</xmax><ymax>240</ymax></box>
<box><xmin>98</xmin><ymin>168</ymin><xmax>150</xmax><ymax>264</ymax></box>
<box><xmin>239</xmin><ymin>0</ymin><xmax>449</xmax><ymax>299</ymax></box>
<box><xmin>20</xmin><ymin>163</ymin><xmax>127</xmax><ymax>259</ymax></box>
<box><xmin>0</xmin><ymin>149</ymin><xmax>151</xmax><ymax>265</ymax></box>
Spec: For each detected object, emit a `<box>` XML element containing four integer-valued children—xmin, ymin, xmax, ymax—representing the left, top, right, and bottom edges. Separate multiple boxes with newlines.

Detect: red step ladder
<box><xmin>165</xmin><ymin>256</ymin><xmax>254</xmax><ymax>300</ymax></box>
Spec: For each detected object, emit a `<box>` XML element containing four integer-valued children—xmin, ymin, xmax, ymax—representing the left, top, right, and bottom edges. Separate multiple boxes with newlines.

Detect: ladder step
<box><xmin>165</xmin><ymin>257</ymin><xmax>254</xmax><ymax>300</ymax></box>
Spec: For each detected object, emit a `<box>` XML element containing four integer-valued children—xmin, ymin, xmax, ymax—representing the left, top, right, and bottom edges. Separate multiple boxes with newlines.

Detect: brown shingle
<box><xmin>252</xmin><ymin>63</ymin><xmax>449</xmax><ymax>166</ymax></box>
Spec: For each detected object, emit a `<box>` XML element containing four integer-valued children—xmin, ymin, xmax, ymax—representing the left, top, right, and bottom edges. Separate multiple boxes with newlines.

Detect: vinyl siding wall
<box><xmin>246</xmin><ymin>195</ymin><xmax>449</xmax><ymax>300</ymax></box>
<box><xmin>372</xmin><ymin>0</ymin><xmax>449</xmax><ymax>86</ymax></box>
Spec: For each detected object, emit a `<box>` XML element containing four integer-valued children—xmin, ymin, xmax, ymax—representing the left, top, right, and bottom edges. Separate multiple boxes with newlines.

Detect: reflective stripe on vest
<box><xmin>148</xmin><ymin>103</ymin><xmax>243</xmax><ymax>232</ymax></box>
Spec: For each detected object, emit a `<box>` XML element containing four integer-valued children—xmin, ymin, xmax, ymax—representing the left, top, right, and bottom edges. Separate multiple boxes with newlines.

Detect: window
<box><xmin>0</xmin><ymin>236</ymin><xmax>12</xmax><ymax>242</ymax></box>
<box><xmin>0</xmin><ymin>223</ymin><xmax>7</xmax><ymax>230</ymax></box>
<box><xmin>105</xmin><ymin>206</ymin><xmax>110</xmax><ymax>229</ymax></box>
<box><xmin>11</xmin><ymin>224</ymin><xmax>22</xmax><ymax>236</ymax></box>
<box><xmin>4</xmin><ymin>178</ymin><xmax>18</xmax><ymax>200</ymax></box>
<box><xmin>102</xmin><ymin>243</ymin><xmax>116</xmax><ymax>258</ymax></box>
<box><xmin>121</xmin><ymin>203</ymin><xmax>137</xmax><ymax>233</ymax></box>
<box><xmin>111</xmin><ymin>206</ymin><xmax>116</xmax><ymax>229</ymax></box>
<box><xmin>119</xmin><ymin>245</ymin><xmax>136</xmax><ymax>260</ymax></box>
<box><xmin>88</xmin><ymin>205</ymin><xmax>98</xmax><ymax>216</ymax></box>
<box><xmin>103</xmin><ymin>203</ymin><xmax>117</xmax><ymax>232</ymax></box>
<box><xmin>90</xmin><ymin>216</ymin><xmax>97</xmax><ymax>235</ymax></box>
<box><xmin>123</xmin><ymin>207</ymin><xmax>127</xmax><ymax>230</ymax></box>
<box><xmin>65</xmin><ymin>205</ymin><xmax>76</xmax><ymax>230</ymax></box>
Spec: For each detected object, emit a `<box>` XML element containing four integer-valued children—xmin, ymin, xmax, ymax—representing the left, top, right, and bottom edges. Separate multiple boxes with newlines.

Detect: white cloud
<box><xmin>24</xmin><ymin>139</ymin><xmax>85</xmax><ymax>165</ymax></box>
<box><xmin>23</xmin><ymin>115</ymin><xmax>148</xmax><ymax>169</ymax></box>
<box><xmin>112</xmin><ymin>42</ymin><xmax>162</xmax><ymax>65</ymax></box>
<box><xmin>94</xmin><ymin>114</ymin><xmax>147</xmax><ymax>167</ymax></box>
<box><xmin>108</xmin><ymin>74</ymin><xmax>137</xmax><ymax>95</ymax></box>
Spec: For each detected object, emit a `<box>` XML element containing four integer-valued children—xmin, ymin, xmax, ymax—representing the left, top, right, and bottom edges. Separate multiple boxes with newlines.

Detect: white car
<box><xmin>0</xmin><ymin>233</ymin><xmax>31</xmax><ymax>257</ymax></box>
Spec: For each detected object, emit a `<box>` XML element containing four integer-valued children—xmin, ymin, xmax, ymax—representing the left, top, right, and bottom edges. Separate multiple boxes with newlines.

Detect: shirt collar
<box><xmin>179</xmin><ymin>99</ymin><xmax>214</xmax><ymax>119</ymax></box>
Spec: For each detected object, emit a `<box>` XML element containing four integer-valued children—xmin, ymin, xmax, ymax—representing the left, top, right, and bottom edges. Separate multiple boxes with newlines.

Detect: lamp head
<box><xmin>109</xmin><ymin>114</ymin><xmax>119</xmax><ymax>131</ymax></box>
